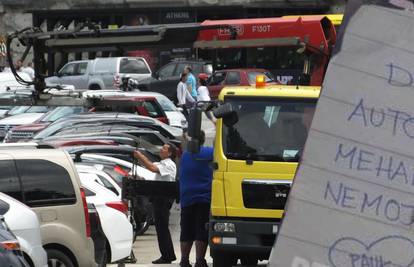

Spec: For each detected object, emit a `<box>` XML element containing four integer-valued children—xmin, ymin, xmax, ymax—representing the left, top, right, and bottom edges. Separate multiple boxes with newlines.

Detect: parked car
<box><xmin>0</xmin><ymin>149</ymin><xmax>98</xmax><ymax>266</ymax></box>
<box><xmin>31</xmin><ymin>113</ymin><xmax>183</xmax><ymax>142</ymax></box>
<box><xmin>137</xmin><ymin>60</ymin><xmax>213</xmax><ymax>102</ymax></box>
<box><xmin>0</xmin><ymin>214</ymin><xmax>29</xmax><ymax>267</ymax></box>
<box><xmin>0</xmin><ymin>193</ymin><xmax>47</xmax><ymax>267</ymax></box>
<box><xmin>0</xmin><ymin>109</ymin><xmax>50</xmax><ymax>141</ymax></box>
<box><xmin>50</xmin><ymin>125</ymin><xmax>170</xmax><ymax>148</ymax></box>
<box><xmin>124</xmin><ymin>92</ymin><xmax>187</xmax><ymax>128</ymax></box>
<box><xmin>45</xmin><ymin>57</ymin><xmax>152</xmax><ymax>90</ymax></box>
<box><xmin>66</xmin><ymin>144</ymin><xmax>159</xmax><ymax>164</ymax></box>
<box><xmin>4</xmin><ymin>105</ymin><xmax>51</xmax><ymax>118</ymax></box>
<box><xmin>76</xmin><ymin>155</ymin><xmax>155</xmax><ymax>236</ymax></box>
<box><xmin>80</xmin><ymin>175</ymin><xmax>133</xmax><ymax>263</ymax></box>
<box><xmin>86</xmin><ymin>91</ymin><xmax>187</xmax><ymax>128</ymax></box>
<box><xmin>0</xmin><ymin>90</ymin><xmax>35</xmax><ymax>113</ymax></box>
<box><xmin>5</xmin><ymin>106</ymin><xmax>86</xmax><ymax>143</ymax></box>
<box><xmin>87</xmin><ymin>202</ymin><xmax>107</xmax><ymax>267</ymax></box>
<box><xmin>0</xmin><ymin>72</ymin><xmax>33</xmax><ymax>92</ymax></box>
<box><xmin>77</xmin><ymin>164</ymin><xmax>122</xmax><ymax>197</ymax></box>
<box><xmin>207</xmin><ymin>68</ymin><xmax>276</xmax><ymax>98</ymax></box>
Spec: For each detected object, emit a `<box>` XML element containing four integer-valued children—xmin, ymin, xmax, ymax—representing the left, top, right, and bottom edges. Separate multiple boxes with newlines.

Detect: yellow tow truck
<box><xmin>187</xmin><ymin>78</ymin><xmax>320</xmax><ymax>266</ymax></box>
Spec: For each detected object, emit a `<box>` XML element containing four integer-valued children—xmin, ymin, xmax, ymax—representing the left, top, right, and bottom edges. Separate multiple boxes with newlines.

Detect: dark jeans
<box><xmin>152</xmin><ymin>197</ymin><xmax>176</xmax><ymax>261</ymax></box>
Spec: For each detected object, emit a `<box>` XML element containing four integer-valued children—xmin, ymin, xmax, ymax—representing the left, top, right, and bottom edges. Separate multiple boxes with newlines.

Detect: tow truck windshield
<box><xmin>223</xmin><ymin>97</ymin><xmax>316</xmax><ymax>162</ymax></box>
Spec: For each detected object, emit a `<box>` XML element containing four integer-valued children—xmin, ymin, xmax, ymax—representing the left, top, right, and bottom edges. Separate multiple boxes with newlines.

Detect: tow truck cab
<box><xmin>209</xmin><ymin>84</ymin><xmax>320</xmax><ymax>266</ymax></box>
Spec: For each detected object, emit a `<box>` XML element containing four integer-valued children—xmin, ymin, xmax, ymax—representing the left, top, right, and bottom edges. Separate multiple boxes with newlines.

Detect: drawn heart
<box><xmin>329</xmin><ymin>235</ymin><xmax>414</xmax><ymax>267</ymax></box>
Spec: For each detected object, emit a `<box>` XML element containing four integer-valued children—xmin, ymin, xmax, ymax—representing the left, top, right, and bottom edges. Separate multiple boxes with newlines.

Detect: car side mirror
<box><xmin>154</xmin><ymin>72</ymin><xmax>159</xmax><ymax>79</ymax></box>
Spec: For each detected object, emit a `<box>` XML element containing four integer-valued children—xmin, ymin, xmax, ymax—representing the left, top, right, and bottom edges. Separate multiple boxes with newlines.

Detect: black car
<box><xmin>137</xmin><ymin>60</ymin><xmax>213</xmax><ymax>102</ymax></box>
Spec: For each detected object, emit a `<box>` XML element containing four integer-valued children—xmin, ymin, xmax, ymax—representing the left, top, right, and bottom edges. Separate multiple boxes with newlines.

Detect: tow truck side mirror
<box><xmin>188</xmin><ymin>107</ymin><xmax>202</xmax><ymax>139</ymax></box>
<box><xmin>213</xmin><ymin>103</ymin><xmax>238</xmax><ymax>127</ymax></box>
<box><xmin>213</xmin><ymin>103</ymin><xmax>234</xmax><ymax>118</ymax></box>
<box><xmin>187</xmin><ymin>107</ymin><xmax>203</xmax><ymax>154</ymax></box>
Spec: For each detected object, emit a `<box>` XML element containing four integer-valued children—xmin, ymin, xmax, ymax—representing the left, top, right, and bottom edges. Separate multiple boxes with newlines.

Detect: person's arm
<box><xmin>177</xmin><ymin>83</ymin><xmax>184</xmax><ymax>105</ymax></box>
<box><xmin>186</xmin><ymin>89</ymin><xmax>195</xmax><ymax>103</ymax></box>
<box><xmin>133</xmin><ymin>150</ymin><xmax>160</xmax><ymax>173</ymax></box>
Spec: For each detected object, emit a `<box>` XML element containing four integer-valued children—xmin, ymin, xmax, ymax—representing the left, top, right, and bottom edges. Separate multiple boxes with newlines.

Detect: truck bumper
<box><xmin>209</xmin><ymin>217</ymin><xmax>281</xmax><ymax>260</ymax></box>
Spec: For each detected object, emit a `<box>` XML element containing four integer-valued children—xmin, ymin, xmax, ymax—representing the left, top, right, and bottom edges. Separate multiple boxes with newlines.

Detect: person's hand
<box><xmin>134</xmin><ymin>150</ymin><xmax>143</xmax><ymax>160</ymax></box>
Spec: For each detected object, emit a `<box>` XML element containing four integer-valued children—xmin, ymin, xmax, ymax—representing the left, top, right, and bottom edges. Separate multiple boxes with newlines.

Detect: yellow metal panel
<box><xmin>283</xmin><ymin>14</ymin><xmax>343</xmax><ymax>26</ymax></box>
<box><xmin>218</xmin><ymin>85</ymin><xmax>321</xmax><ymax>100</ymax></box>
<box><xmin>211</xmin><ymin>172</ymin><xmax>227</xmax><ymax>216</ymax></box>
<box><xmin>225</xmin><ymin>161</ymin><xmax>297</xmax><ymax>218</ymax></box>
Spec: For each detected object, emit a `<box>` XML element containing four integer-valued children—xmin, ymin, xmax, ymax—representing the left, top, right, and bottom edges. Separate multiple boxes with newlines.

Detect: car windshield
<box><xmin>155</xmin><ymin>95</ymin><xmax>177</xmax><ymax>111</ymax></box>
<box><xmin>119</xmin><ymin>58</ymin><xmax>150</xmax><ymax>74</ymax></box>
<box><xmin>40</xmin><ymin>106</ymin><xmax>85</xmax><ymax>122</ymax></box>
<box><xmin>34</xmin><ymin>119</ymin><xmax>76</xmax><ymax>140</ymax></box>
<box><xmin>8</xmin><ymin>106</ymin><xmax>49</xmax><ymax>116</ymax></box>
<box><xmin>247</xmin><ymin>71</ymin><xmax>275</xmax><ymax>85</ymax></box>
<box><xmin>222</xmin><ymin>97</ymin><xmax>316</xmax><ymax>162</ymax></box>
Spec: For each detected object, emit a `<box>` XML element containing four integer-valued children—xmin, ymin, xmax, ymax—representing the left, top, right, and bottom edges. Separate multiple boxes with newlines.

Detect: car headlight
<box><xmin>213</xmin><ymin>222</ymin><xmax>235</xmax><ymax>232</ymax></box>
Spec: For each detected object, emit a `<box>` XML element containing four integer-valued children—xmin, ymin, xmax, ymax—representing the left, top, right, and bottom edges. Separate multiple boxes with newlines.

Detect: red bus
<box><xmin>195</xmin><ymin>16</ymin><xmax>336</xmax><ymax>86</ymax></box>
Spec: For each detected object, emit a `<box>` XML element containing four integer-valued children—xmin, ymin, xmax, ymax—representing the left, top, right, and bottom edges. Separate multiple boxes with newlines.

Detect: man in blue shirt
<box><xmin>179</xmin><ymin>131</ymin><xmax>213</xmax><ymax>267</ymax></box>
<box><xmin>184</xmin><ymin>66</ymin><xmax>197</xmax><ymax>100</ymax></box>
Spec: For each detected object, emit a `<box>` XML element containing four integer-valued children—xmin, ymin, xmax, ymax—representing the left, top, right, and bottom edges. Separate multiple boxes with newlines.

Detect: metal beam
<box><xmin>45</xmin><ymin>34</ymin><xmax>164</xmax><ymax>48</ymax></box>
<box><xmin>194</xmin><ymin>37</ymin><xmax>301</xmax><ymax>49</ymax></box>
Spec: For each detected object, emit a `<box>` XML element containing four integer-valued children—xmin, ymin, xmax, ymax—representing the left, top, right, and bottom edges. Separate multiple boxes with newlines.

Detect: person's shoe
<box><xmin>194</xmin><ymin>259</ymin><xmax>208</xmax><ymax>267</ymax></box>
<box><xmin>152</xmin><ymin>257</ymin><xmax>174</xmax><ymax>264</ymax></box>
<box><xmin>180</xmin><ymin>259</ymin><xmax>192</xmax><ymax>267</ymax></box>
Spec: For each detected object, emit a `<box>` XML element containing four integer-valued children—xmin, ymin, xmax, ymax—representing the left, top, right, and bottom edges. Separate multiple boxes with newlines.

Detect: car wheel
<box><xmin>47</xmin><ymin>249</ymin><xmax>75</xmax><ymax>267</ymax></box>
<box><xmin>89</xmin><ymin>84</ymin><xmax>101</xmax><ymax>90</ymax></box>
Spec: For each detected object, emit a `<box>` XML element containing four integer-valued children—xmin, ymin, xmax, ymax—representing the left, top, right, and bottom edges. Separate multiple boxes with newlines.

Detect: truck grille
<box><xmin>242</xmin><ymin>179</ymin><xmax>291</xmax><ymax>210</ymax></box>
<box><xmin>9</xmin><ymin>131</ymin><xmax>34</xmax><ymax>140</ymax></box>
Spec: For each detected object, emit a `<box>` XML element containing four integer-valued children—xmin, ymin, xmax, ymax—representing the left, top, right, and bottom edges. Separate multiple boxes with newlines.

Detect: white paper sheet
<box><xmin>269</xmin><ymin>5</ymin><xmax>414</xmax><ymax>267</ymax></box>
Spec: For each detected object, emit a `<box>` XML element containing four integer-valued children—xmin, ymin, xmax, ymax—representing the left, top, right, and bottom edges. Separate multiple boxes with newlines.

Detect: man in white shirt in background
<box><xmin>134</xmin><ymin>144</ymin><xmax>178</xmax><ymax>264</ymax></box>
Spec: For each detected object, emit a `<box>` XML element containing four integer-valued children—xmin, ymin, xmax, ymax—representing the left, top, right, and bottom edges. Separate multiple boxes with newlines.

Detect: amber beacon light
<box><xmin>255</xmin><ymin>75</ymin><xmax>266</xmax><ymax>88</ymax></box>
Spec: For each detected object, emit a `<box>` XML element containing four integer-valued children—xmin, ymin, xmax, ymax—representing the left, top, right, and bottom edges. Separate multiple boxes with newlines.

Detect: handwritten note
<box><xmin>269</xmin><ymin>4</ymin><xmax>414</xmax><ymax>267</ymax></box>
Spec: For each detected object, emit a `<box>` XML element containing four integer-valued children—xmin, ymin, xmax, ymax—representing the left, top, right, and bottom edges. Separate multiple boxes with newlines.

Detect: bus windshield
<box><xmin>222</xmin><ymin>97</ymin><xmax>317</xmax><ymax>162</ymax></box>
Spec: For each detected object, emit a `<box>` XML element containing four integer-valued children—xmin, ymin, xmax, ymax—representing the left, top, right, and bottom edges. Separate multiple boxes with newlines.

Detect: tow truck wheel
<box><xmin>240</xmin><ymin>257</ymin><xmax>258</xmax><ymax>266</ymax></box>
<box><xmin>212</xmin><ymin>252</ymin><xmax>237</xmax><ymax>267</ymax></box>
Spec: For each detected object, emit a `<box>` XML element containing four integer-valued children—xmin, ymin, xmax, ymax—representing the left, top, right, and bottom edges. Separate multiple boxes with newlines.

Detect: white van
<box><xmin>45</xmin><ymin>57</ymin><xmax>152</xmax><ymax>90</ymax></box>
